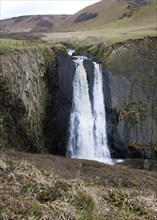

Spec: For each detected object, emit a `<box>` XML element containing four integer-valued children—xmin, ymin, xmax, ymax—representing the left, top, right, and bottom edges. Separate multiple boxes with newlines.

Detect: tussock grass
<box><xmin>0</xmin><ymin>157</ymin><xmax>156</xmax><ymax>219</ymax></box>
<box><xmin>0</xmin><ymin>158</ymin><xmax>100</xmax><ymax>219</ymax></box>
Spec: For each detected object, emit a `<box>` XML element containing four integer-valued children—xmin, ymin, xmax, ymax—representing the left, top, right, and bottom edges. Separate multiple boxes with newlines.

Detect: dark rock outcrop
<box><xmin>43</xmin><ymin>54</ymin><xmax>75</xmax><ymax>155</ymax></box>
<box><xmin>90</xmin><ymin>37</ymin><xmax>157</xmax><ymax>158</ymax></box>
<box><xmin>106</xmin><ymin>38</ymin><xmax>157</xmax><ymax>159</ymax></box>
<box><xmin>74</xmin><ymin>13</ymin><xmax>98</xmax><ymax>23</ymax></box>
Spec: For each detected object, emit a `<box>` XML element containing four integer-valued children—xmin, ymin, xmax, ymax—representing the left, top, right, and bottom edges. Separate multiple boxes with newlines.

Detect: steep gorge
<box><xmin>0</xmin><ymin>37</ymin><xmax>157</xmax><ymax>159</ymax></box>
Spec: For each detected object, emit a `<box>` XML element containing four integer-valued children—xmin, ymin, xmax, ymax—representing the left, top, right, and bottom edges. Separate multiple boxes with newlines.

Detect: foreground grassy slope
<box><xmin>0</xmin><ymin>151</ymin><xmax>157</xmax><ymax>219</ymax></box>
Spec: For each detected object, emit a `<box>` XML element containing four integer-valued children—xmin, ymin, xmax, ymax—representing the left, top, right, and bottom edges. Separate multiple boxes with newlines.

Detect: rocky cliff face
<box><xmin>0</xmin><ymin>47</ymin><xmax>57</xmax><ymax>152</ymax></box>
<box><xmin>0</xmin><ymin>45</ymin><xmax>127</xmax><ymax>158</ymax></box>
<box><xmin>1</xmin><ymin>38</ymin><xmax>156</xmax><ymax>159</ymax></box>
<box><xmin>84</xmin><ymin>37</ymin><xmax>157</xmax><ymax>158</ymax></box>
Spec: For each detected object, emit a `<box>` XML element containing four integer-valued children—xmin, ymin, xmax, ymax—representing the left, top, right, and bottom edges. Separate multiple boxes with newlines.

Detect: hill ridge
<box><xmin>1</xmin><ymin>0</ymin><xmax>155</xmax><ymax>34</ymax></box>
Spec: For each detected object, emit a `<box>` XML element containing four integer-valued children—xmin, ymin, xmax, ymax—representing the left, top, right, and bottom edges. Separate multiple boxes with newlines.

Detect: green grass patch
<box><xmin>0</xmin><ymin>38</ymin><xmax>50</xmax><ymax>54</ymax></box>
<box><xmin>70</xmin><ymin>190</ymin><xmax>95</xmax><ymax>220</ymax></box>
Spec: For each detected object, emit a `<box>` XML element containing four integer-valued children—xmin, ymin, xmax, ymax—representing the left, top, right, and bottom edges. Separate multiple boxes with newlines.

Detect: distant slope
<box><xmin>0</xmin><ymin>0</ymin><xmax>156</xmax><ymax>36</ymax></box>
<box><xmin>55</xmin><ymin>0</ymin><xmax>156</xmax><ymax>31</ymax></box>
<box><xmin>55</xmin><ymin>0</ymin><xmax>128</xmax><ymax>31</ymax></box>
<box><xmin>0</xmin><ymin>14</ymin><xmax>69</xmax><ymax>33</ymax></box>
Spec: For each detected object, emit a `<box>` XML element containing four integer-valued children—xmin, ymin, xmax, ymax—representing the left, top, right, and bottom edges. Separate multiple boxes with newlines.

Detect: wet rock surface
<box><xmin>43</xmin><ymin>54</ymin><xmax>75</xmax><ymax>155</ymax></box>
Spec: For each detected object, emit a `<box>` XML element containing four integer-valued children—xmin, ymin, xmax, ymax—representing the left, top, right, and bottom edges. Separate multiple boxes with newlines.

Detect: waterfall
<box><xmin>92</xmin><ymin>62</ymin><xmax>111</xmax><ymax>160</ymax></box>
<box><xmin>67</xmin><ymin>56</ymin><xmax>112</xmax><ymax>164</ymax></box>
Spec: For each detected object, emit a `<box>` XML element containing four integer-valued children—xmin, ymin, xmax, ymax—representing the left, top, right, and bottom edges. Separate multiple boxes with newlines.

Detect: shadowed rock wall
<box><xmin>43</xmin><ymin>54</ymin><xmax>75</xmax><ymax>155</ymax></box>
<box><xmin>107</xmin><ymin>39</ymin><xmax>157</xmax><ymax>158</ymax></box>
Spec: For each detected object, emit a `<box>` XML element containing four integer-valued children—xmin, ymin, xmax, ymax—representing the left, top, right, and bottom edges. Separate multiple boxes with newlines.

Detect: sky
<box><xmin>1</xmin><ymin>0</ymin><xmax>100</xmax><ymax>20</ymax></box>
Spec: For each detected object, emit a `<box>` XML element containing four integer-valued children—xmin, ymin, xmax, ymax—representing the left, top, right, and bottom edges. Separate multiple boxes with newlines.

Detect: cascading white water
<box><xmin>67</xmin><ymin>56</ymin><xmax>112</xmax><ymax>164</ymax></box>
<box><xmin>67</xmin><ymin>57</ymin><xmax>95</xmax><ymax>159</ymax></box>
<box><xmin>92</xmin><ymin>62</ymin><xmax>111</xmax><ymax>160</ymax></box>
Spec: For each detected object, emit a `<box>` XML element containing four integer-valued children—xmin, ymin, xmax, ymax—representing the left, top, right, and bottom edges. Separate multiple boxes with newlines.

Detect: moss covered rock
<box><xmin>0</xmin><ymin>46</ymin><xmax>66</xmax><ymax>153</ymax></box>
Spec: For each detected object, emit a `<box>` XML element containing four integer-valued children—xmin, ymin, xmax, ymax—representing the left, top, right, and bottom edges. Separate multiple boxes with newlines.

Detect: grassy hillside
<box><xmin>55</xmin><ymin>0</ymin><xmax>128</xmax><ymax>31</ymax></box>
<box><xmin>0</xmin><ymin>151</ymin><xmax>157</xmax><ymax>219</ymax></box>
<box><xmin>108</xmin><ymin>0</ymin><xmax>157</xmax><ymax>28</ymax></box>
<box><xmin>54</xmin><ymin>0</ymin><xmax>156</xmax><ymax>31</ymax></box>
<box><xmin>43</xmin><ymin>0</ymin><xmax>156</xmax><ymax>46</ymax></box>
<box><xmin>0</xmin><ymin>37</ymin><xmax>51</xmax><ymax>55</ymax></box>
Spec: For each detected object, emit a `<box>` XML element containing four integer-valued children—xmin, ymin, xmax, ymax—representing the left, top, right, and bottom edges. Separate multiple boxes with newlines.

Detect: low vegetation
<box><xmin>0</xmin><ymin>157</ymin><xmax>101</xmax><ymax>219</ymax></box>
<box><xmin>43</xmin><ymin>23</ymin><xmax>156</xmax><ymax>48</ymax></box>
<box><xmin>0</xmin><ymin>154</ymin><xmax>157</xmax><ymax>220</ymax></box>
<box><xmin>0</xmin><ymin>38</ymin><xmax>51</xmax><ymax>55</ymax></box>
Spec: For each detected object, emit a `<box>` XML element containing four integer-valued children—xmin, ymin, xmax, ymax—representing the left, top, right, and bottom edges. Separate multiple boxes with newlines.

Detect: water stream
<box><xmin>67</xmin><ymin>53</ymin><xmax>112</xmax><ymax>164</ymax></box>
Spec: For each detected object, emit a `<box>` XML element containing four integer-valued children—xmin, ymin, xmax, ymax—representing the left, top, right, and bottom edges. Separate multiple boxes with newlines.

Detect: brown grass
<box><xmin>0</xmin><ymin>150</ymin><xmax>157</xmax><ymax>219</ymax></box>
